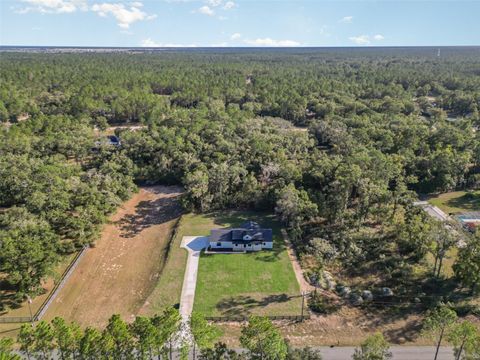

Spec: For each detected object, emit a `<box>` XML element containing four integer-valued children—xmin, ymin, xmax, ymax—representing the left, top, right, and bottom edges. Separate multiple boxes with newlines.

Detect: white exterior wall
<box><xmin>252</xmin><ymin>243</ymin><xmax>262</xmax><ymax>251</ymax></box>
<box><xmin>233</xmin><ymin>243</ymin><xmax>245</xmax><ymax>251</ymax></box>
<box><xmin>209</xmin><ymin>241</ymin><xmax>273</xmax><ymax>251</ymax></box>
<box><xmin>210</xmin><ymin>241</ymin><xmax>233</xmax><ymax>249</ymax></box>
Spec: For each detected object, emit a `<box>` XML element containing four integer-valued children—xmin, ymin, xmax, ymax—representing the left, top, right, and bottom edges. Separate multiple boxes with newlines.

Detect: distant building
<box><xmin>94</xmin><ymin>135</ymin><xmax>121</xmax><ymax>148</ymax></box>
<box><xmin>208</xmin><ymin>221</ymin><xmax>273</xmax><ymax>252</ymax></box>
<box><xmin>457</xmin><ymin>212</ymin><xmax>480</xmax><ymax>233</ymax></box>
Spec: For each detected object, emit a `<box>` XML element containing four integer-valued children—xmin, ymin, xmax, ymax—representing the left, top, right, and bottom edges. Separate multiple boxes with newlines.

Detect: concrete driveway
<box><xmin>179</xmin><ymin>236</ymin><xmax>208</xmax><ymax>320</ymax></box>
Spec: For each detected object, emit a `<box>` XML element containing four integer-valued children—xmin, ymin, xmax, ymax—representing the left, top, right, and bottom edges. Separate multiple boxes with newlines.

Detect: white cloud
<box><xmin>348</xmin><ymin>34</ymin><xmax>385</xmax><ymax>45</ymax></box>
<box><xmin>243</xmin><ymin>38</ymin><xmax>300</xmax><ymax>47</ymax></box>
<box><xmin>197</xmin><ymin>5</ymin><xmax>214</xmax><ymax>16</ymax></box>
<box><xmin>91</xmin><ymin>2</ymin><xmax>156</xmax><ymax>28</ymax></box>
<box><xmin>140</xmin><ymin>38</ymin><xmax>197</xmax><ymax>47</ymax></box>
<box><xmin>206</xmin><ymin>0</ymin><xmax>222</xmax><ymax>6</ymax></box>
<box><xmin>16</xmin><ymin>0</ymin><xmax>87</xmax><ymax>14</ymax></box>
<box><xmin>340</xmin><ymin>16</ymin><xmax>353</xmax><ymax>23</ymax></box>
<box><xmin>130</xmin><ymin>1</ymin><xmax>143</xmax><ymax>7</ymax></box>
<box><xmin>230</xmin><ymin>32</ymin><xmax>241</xmax><ymax>40</ymax></box>
<box><xmin>349</xmin><ymin>35</ymin><xmax>370</xmax><ymax>45</ymax></box>
<box><xmin>223</xmin><ymin>1</ymin><xmax>235</xmax><ymax>10</ymax></box>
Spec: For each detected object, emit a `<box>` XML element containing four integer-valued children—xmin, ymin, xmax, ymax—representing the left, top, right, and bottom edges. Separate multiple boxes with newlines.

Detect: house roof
<box><xmin>210</xmin><ymin>221</ymin><xmax>273</xmax><ymax>243</ymax></box>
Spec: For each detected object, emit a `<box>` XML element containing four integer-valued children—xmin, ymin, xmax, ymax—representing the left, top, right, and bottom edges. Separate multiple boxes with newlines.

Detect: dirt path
<box><xmin>281</xmin><ymin>229</ymin><xmax>314</xmax><ymax>293</ymax></box>
<box><xmin>44</xmin><ymin>186</ymin><xmax>183</xmax><ymax>327</ymax></box>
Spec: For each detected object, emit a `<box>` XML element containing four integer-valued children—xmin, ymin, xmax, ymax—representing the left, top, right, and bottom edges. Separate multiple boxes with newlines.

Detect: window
<box><xmin>248</xmin><ymin>244</ymin><xmax>251</xmax><ymax>247</ymax></box>
<box><xmin>263</xmin><ymin>242</ymin><xmax>266</xmax><ymax>245</ymax></box>
<box><xmin>217</xmin><ymin>242</ymin><xmax>221</xmax><ymax>247</ymax></box>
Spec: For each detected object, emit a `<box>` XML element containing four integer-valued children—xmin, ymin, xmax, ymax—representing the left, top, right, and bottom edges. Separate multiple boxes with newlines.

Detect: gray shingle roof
<box><xmin>210</xmin><ymin>221</ymin><xmax>273</xmax><ymax>244</ymax></box>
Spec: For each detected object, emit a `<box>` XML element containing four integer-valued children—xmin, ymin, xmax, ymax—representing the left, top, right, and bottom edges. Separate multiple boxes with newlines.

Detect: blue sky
<box><xmin>1</xmin><ymin>0</ymin><xmax>479</xmax><ymax>47</ymax></box>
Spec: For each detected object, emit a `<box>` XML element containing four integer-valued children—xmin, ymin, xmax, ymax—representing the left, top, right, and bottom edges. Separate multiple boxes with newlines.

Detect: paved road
<box><xmin>316</xmin><ymin>346</ymin><xmax>453</xmax><ymax>360</ymax></box>
<box><xmin>21</xmin><ymin>346</ymin><xmax>453</xmax><ymax>359</ymax></box>
<box><xmin>179</xmin><ymin>236</ymin><xmax>207</xmax><ymax>320</ymax></box>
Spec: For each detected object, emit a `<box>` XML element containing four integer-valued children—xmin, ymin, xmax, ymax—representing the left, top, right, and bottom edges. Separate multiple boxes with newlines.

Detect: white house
<box><xmin>208</xmin><ymin>221</ymin><xmax>273</xmax><ymax>252</ymax></box>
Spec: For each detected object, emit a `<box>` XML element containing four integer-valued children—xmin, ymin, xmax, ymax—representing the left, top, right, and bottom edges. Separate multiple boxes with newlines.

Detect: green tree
<box><xmin>33</xmin><ymin>321</ymin><xmax>54</xmax><ymax>360</ymax></box>
<box><xmin>0</xmin><ymin>338</ymin><xmax>21</xmax><ymax>360</ymax></box>
<box><xmin>454</xmin><ymin>234</ymin><xmax>480</xmax><ymax>294</ymax></box>
<box><xmin>199</xmin><ymin>342</ymin><xmax>244</xmax><ymax>360</ymax></box>
<box><xmin>448</xmin><ymin>320</ymin><xmax>480</xmax><ymax>360</ymax></box>
<box><xmin>240</xmin><ymin>316</ymin><xmax>288</xmax><ymax>360</ymax></box>
<box><xmin>352</xmin><ymin>332</ymin><xmax>392</xmax><ymax>360</ymax></box>
<box><xmin>190</xmin><ymin>312</ymin><xmax>221</xmax><ymax>359</ymax></box>
<box><xmin>79</xmin><ymin>327</ymin><xmax>102</xmax><ymax>360</ymax></box>
<box><xmin>0</xmin><ymin>208</ymin><xmax>59</xmax><ymax>295</ymax></box>
<box><xmin>151</xmin><ymin>307</ymin><xmax>181</xmax><ymax>360</ymax></box>
<box><xmin>52</xmin><ymin>317</ymin><xmax>81</xmax><ymax>360</ymax></box>
<box><xmin>18</xmin><ymin>324</ymin><xmax>35</xmax><ymax>360</ymax></box>
<box><xmin>104</xmin><ymin>314</ymin><xmax>134</xmax><ymax>359</ymax></box>
<box><xmin>429</xmin><ymin>222</ymin><xmax>456</xmax><ymax>278</ymax></box>
<box><xmin>130</xmin><ymin>316</ymin><xmax>157</xmax><ymax>360</ymax></box>
<box><xmin>423</xmin><ymin>305</ymin><xmax>458</xmax><ymax>360</ymax></box>
<box><xmin>275</xmin><ymin>184</ymin><xmax>318</xmax><ymax>229</ymax></box>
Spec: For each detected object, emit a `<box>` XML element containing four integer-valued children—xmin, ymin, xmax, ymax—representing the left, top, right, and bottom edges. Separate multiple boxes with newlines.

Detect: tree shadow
<box><xmin>0</xmin><ymin>280</ymin><xmax>22</xmax><ymax>314</ymax></box>
<box><xmin>445</xmin><ymin>193</ymin><xmax>480</xmax><ymax>212</ymax></box>
<box><xmin>215</xmin><ymin>293</ymin><xmax>296</xmax><ymax>316</ymax></box>
<box><xmin>382</xmin><ymin>318</ymin><xmax>423</xmax><ymax>344</ymax></box>
<box><xmin>115</xmin><ymin>195</ymin><xmax>182</xmax><ymax>238</ymax></box>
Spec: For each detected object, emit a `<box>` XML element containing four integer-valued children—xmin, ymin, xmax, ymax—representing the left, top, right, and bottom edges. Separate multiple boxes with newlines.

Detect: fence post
<box><xmin>301</xmin><ymin>291</ymin><xmax>305</xmax><ymax>322</ymax></box>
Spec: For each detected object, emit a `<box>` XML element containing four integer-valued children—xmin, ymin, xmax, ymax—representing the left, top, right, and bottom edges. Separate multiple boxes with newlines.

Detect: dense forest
<box><xmin>0</xmin><ymin>48</ymin><xmax>479</xmax><ymax>310</ymax></box>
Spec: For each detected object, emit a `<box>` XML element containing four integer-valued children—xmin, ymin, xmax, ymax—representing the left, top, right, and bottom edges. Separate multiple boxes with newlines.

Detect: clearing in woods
<box><xmin>43</xmin><ymin>186</ymin><xmax>183</xmax><ymax>327</ymax></box>
<box><xmin>192</xmin><ymin>211</ymin><xmax>302</xmax><ymax>317</ymax></box>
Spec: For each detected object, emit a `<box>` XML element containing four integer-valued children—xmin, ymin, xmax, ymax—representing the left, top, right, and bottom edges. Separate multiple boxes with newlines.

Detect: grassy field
<box><xmin>428</xmin><ymin>191</ymin><xmax>480</xmax><ymax>214</ymax></box>
<box><xmin>191</xmin><ymin>211</ymin><xmax>302</xmax><ymax>317</ymax></box>
<box><xmin>43</xmin><ymin>186</ymin><xmax>183</xmax><ymax>327</ymax></box>
<box><xmin>138</xmin><ymin>213</ymin><xmax>201</xmax><ymax>316</ymax></box>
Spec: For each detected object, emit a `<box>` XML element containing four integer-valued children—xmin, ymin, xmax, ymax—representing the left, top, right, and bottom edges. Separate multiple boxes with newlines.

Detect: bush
<box><xmin>308</xmin><ymin>291</ymin><xmax>337</xmax><ymax>314</ymax></box>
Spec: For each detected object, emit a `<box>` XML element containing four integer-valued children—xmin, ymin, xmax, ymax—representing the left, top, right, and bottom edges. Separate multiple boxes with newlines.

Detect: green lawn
<box><xmin>428</xmin><ymin>191</ymin><xmax>480</xmax><ymax>214</ymax></box>
<box><xmin>192</xmin><ymin>211</ymin><xmax>302</xmax><ymax>317</ymax></box>
<box><xmin>139</xmin><ymin>216</ymin><xmax>188</xmax><ymax>316</ymax></box>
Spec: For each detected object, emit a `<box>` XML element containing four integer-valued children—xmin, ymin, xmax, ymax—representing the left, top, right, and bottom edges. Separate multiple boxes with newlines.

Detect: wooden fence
<box><xmin>206</xmin><ymin>314</ymin><xmax>311</xmax><ymax>322</ymax></box>
<box><xmin>0</xmin><ymin>316</ymin><xmax>32</xmax><ymax>324</ymax></box>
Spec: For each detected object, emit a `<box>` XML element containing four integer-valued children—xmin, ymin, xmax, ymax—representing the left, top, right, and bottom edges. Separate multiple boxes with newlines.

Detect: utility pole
<box><xmin>27</xmin><ymin>295</ymin><xmax>33</xmax><ymax>324</ymax></box>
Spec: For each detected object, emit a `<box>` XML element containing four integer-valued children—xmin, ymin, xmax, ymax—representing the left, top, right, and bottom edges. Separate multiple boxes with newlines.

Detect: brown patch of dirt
<box><xmin>216</xmin><ymin>306</ymin><xmax>465</xmax><ymax>347</ymax></box>
<box><xmin>44</xmin><ymin>186</ymin><xmax>183</xmax><ymax>327</ymax></box>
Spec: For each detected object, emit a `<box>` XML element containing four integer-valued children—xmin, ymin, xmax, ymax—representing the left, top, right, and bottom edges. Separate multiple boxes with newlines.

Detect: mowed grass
<box><xmin>428</xmin><ymin>191</ymin><xmax>480</xmax><ymax>214</ymax></box>
<box><xmin>140</xmin><ymin>212</ymin><xmax>237</xmax><ymax>316</ymax></box>
<box><xmin>192</xmin><ymin>211</ymin><xmax>302</xmax><ymax>317</ymax></box>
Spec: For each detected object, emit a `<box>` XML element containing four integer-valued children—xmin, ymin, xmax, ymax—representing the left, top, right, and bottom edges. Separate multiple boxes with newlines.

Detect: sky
<box><xmin>0</xmin><ymin>0</ymin><xmax>479</xmax><ymax>47</ymax></box>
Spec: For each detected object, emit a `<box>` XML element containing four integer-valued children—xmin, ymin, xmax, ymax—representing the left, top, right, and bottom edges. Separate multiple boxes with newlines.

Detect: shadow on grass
<box><xmin>215</xmin><ymin>293</ymin><xmax>300</xmax><ymax>316</ymax></box>
<box><xmin>445</xmin><ymin>193</ymin><xmax>480</xmax><ymax>212</ymax></box>
<box><xmin>115</xmin><ymin>195</ymin><xmax>182</xmax><ymax>238</ymax></box>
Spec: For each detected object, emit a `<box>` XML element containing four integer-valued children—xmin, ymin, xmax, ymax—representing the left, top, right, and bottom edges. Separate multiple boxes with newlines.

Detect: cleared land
<box><xmin>138</xmin><ymin>214</ymin><xmax>200</xmax><ymax>316</ymax></box>
<box><xmin>191</xmin><ymin>211</ymin><xmax>302</xmax><ymax>317</ymax></box>
<box><xmin>428</xmin><ymin>191</ymin><xmax>480</xmax><ymax>214</ymax></box>
<box><xmin>43</xmin><ymin>186</ymin><xmax>182</xmax><ymax>327</ymax></box>
<box><xmin>218</xmin><ymin>308</ymin><xmax>480</xmax><ymax>348</ymax></box>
